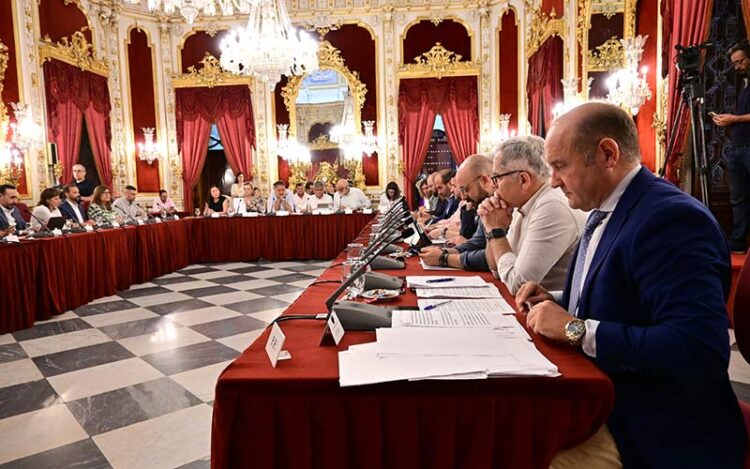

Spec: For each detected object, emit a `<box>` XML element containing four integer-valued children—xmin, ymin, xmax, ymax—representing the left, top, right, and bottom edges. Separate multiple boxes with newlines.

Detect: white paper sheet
<box><xmin>406</xmin><ymin>275</ymin><xmax>487</xmax><ymax>288</ymax></box>
<box><xmin>417</xmin><ymin>298</ymin><xmax>515</xmax><ymax>315</ymax></box>
<box><xmin>416</xmin><ymin>285</ymin><xmax>503</xmax><ymax>299</ymax></box>
<box><xmin>418</xmin><ymin>258</ymin><xmax>460</xmax><ymax>271</ymax></box>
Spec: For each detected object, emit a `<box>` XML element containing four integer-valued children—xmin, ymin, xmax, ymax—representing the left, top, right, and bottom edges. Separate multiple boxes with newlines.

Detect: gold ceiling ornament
<box><xmin>525</xmin><ymin>3</ymin><xmax>566</xmax><ymax>59</ymax></box>
<box><xmin>172</xmin><ymin>52</ymin><xmax>253</xmax><ymax>88</ymax></box>
<box><xmin>587</xmin><ymin>36</ymin><xmax>625</xmax><ymax>71</ymax></box>
<box><xmin>38</xmin><ymin>31</ymin><xmax>108</xmax><ymax>77</ymax></box>
<box><xmin>309</xmin><ymin>134</ymin><xmax>339</xmax><ymax>150</ymax></box>
<box><xmin>281</xmin><ymin>41</ymin><xmax>367</xmax><ymax>140</ymax></box>
<box><xmin>313</xmin><ymin>161</ymin><xmax>339</xmax><ymax>185</ymax></box>
<box><xmin>397</xmin><ymin>43</ymin><xmax>480</xmax><ymax>79</ymax></box>
<box><xmin>300</xmin><ymin>17</ymin><xmax>343</xmax><ymax>40</ymax></box>
<box><xmin>576</xmin><ymin>0</ymin><xmax>592</xmax><ymax>49</ymax></box>
<box><xmin>0</xmin><ymin>40</ymin><xmax>8</xmax><ymax>123</ymax></box>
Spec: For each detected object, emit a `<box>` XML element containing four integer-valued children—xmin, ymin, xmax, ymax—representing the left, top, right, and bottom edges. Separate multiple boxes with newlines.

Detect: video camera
<box><xmin>675</xmin><ymin>42</ymin><xmax>714</xmax><ymax>76</ymax></box>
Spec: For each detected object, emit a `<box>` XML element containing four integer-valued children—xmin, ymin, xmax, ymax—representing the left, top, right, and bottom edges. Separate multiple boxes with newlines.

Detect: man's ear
<box><xmin>598</xmin><ymin>138</ymin><xmax>620</xmax><ymax>168</ymax></box>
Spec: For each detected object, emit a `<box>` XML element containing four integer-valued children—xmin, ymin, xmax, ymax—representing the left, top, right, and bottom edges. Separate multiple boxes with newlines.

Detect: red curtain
<box><xmin>398</xmin><ymin>77</ymin><xmax>478</xmax><ymax>207</ymax></box>
<box><xmin>49</xmin><ymin>100</ymin><xmax>83</xmax><ymax>185</ymax></box>
<box><xmin>179</xmin><ymin>115</ymin><xmax>212</xmax><ymax>212</ymax></box>
<box><xmin>663</xmin><ymin>0</ymin><xmax>714</xmax><ymax>183</ymax></box>
<box><xmin>215</xmin><ymin>87</ymin><xmax>255</xmax><ymax>178</ymax></box>
<box><xmin>526</xmin><ymin>36</ymin><xmax>564</xmax><ymax>137</ymax></box>
<box><xmin>84</xmin><ymin>103</ymin><xmax>113</xmax><ymax>187</ymax></box>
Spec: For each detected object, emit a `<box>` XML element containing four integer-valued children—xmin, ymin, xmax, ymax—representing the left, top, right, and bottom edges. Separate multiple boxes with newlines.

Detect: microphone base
<box><xmin>29</xmin><ymin>232</ymin><xmax>54</xmax><ymax>238</ymax></box>
<box><xmin>378</xmin><ymin>244</ymin><xmax>402</xmax><ymax>255</ymax></box>
<box><xmin>363</xmin><ymin>272</ymin><xmax>403</xmax><ymax>290</ymax></box>
<box><xmin>332</xmin><ymin>301</ymin><xmax>394</xmax><ymax>331</ymax></box>
<box><xmin>370</xmin><ymin>255</ymin><xmax>405</xmax><ymax>270</ymax></box>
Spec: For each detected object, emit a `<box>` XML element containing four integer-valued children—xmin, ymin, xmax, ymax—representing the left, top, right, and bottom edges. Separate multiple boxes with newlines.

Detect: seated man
<box><xmin>420</xmin><ymin>169</ymin><xmax>458</xmax><ymax>225</ymax></box>
<box><xmin>518</xmin><ymin>102</ymin><xmax>746</xmax><ymax>468</ymax></box>
<box><xmin>71</xmin><ymin>164</ymin><xmax>95</xmax><ymax>202</ymax></box>
<box><xmin>333</xmin><ymin>179</ymin><xmax>371</xmax><ymax>211</ymax></box>
<box><xmin>0</xmin><ymin>184</ymin><xmax>28</xmax><ymax>232</ymax></box>
<box><xmin>59</xmin><ymin>184</ymin><xmax>90</xmax><ymax>225</ymax></box>
<box><xmin>419</xmin><ymin>155</ymin><xmax>494</xmax><ymax>271</ymax></box>
<box><xmin>305</xmin><ymin>181</ymin><xmax>314</xmax><ymax>196</ymax></box>
<box><xmin>267</xmin><ymin>181</ymin><xmax>295</xmax><ymax>213</ymax></box>
<box><xmin>113</xmin><ymin>185</ymin><xmax>146</xmax><ymax>222</ymax></box>
<box><xmin>151</xmin><ymin>189</ymin><xmax>177</xmax><ymax>215</ymax></box>
<box><xmin>293</xmin><ymin>182</ymin><xmax>311</xmax><ymax>212</ymax></box>
<box><xmin>479</xmin><ymin>136</ymin><xmax>586</xmax><ymax>294</ymax></box>
<box><xmin>307</xmin><ymin>181</ymin><xmax>333</xmax><ymax>210</ymax></box>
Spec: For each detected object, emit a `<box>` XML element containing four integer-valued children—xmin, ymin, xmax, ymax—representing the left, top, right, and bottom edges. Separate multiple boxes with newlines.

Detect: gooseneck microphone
<box><xmin>22</xmin><ymin>207</ymin><xmax>54</xmax><ymax>238</ymax></box>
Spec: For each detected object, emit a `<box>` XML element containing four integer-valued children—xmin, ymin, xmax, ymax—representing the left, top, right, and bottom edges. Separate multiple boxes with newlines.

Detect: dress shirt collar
<box><xmin>517</xmin><ymin>182</ymin><xmax>550</xmax><ymax>218</ymax></box>
<box><xmin>598</xmin><ymin>164</ymin><xmax>642</xmax><ymax>213</ymax></box>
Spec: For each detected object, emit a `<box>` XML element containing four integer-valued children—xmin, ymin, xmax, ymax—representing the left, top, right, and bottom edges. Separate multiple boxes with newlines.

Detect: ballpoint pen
<box><xmin>424</xmin><ymin>300</ymin><xmax>452</xmax><ymax>311</ymax></box>
<box><xmin>425</xmin><ymin>277</ymin><xmax>456</xmax><ymax>284</ymax></box>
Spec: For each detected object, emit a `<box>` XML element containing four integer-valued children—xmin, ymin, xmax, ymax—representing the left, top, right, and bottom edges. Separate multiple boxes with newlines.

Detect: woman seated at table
<box><xmin>235</xmin><ymin>184</ymin><xmax>262</xmax><ymax>213</ymax></box>
<box><xmin>204</xmin><ymin>185</ymin><xmax>229</xmax><ymax>216</ymax></box>
<box><xmin>230</xmin><ymin>172</ymin><xmax>246</xmax><ymax>198</ymax></box>
<box><xmin>325</xmin><ymin>181</ymin><xmax>336</xmax><ymax>197</ymax></box>
<box><xmin>249</xmin><ymin>188</ymin><xmax>265</xmax><ymax>212</ymax></box>
<box><xmin>31</xmin><ymin>187</ymin><xmax>63</xmax><ymax>231</ymax></box>
<box><xmin>88</xmin><ymin>185</ymin><xmax>121</xmax><ymax>225</ymax></box>
<box><xmin>378</xmin><ymin>181</ymin><xmax>401</xmax><ymax>212</ymax></box>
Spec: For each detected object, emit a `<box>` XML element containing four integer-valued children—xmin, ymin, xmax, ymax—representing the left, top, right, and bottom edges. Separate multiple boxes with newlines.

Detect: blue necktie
<box><xmin>568</xmin><ymin>210</ymin><xmax>608</xmax><ymax>317</ymax></box>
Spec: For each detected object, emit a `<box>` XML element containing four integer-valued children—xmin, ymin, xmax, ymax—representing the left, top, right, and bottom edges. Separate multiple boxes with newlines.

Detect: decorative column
<box><xmin>158</xmin><ymin>20</ymin><xmax>183</xmax><ymax>207</ymax></box>
<box><xmin>475</xmin><ymin>0</ymin><xmax>493</xmax><ymax>154</ymax></box>
<box><xmin>381</xmin><ymin>5</ymin><xmax>405</xmax><ymax>188</ymax></box>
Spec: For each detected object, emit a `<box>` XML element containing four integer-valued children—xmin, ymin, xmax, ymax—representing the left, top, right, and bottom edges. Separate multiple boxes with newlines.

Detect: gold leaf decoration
<box><xmin>587</xmin><ymin>37</ymin><xmax>625</xmax><ymax>72</ymax></box>
<box><xmin>38</xmin><ymin>31</ymin><xmax>108</xmax><ymax>76</ymax></box>
<box><xmin>398</xmin><ymin>43</ymin><xmax>480</xmax><ymax>79</ymax></box>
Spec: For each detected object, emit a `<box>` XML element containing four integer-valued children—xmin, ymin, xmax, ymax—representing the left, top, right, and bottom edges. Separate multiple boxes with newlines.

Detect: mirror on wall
<box><xmin>294</xmin><ymin>69</ymin><xmax>351</xmax><ymax>153</ymax></box>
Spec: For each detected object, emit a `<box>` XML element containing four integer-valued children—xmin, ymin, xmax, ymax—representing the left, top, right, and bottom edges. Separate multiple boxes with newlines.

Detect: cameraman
<box><xmin>714</xmin><ymin>40</ymin><xmax>750</xmax><ymax>252</ymax></box>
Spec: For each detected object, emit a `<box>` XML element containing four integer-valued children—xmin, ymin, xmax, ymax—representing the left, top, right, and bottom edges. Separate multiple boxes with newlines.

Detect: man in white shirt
<box><xmin>478</xmin><ymin>136</ymin><xmax>586</xmax><ymax>294</ymax></box>
<box><xmin>292</xmin><ymin>182</ymin><xmax>311</xmax><ymax>212</ymax></box>
<box><xmin>151</xmin><ymin>190</ymin><xmax>177</xmax><ymax>215</ymax></box>
<box><xmin>0</xmin><ymin>184</ymin><xmax>27</xmax><ymax>232</ymax></box>
<box><xmin>59</xmin><ymin>184</ymin><xmax>94</xmax><ymax>226</ymax></box>
<box><xmin>267</xmin><ymin>181</ymin><xmax>296</xmax><ymax>213</ymax></box>
<box><xmin>333</xmin><ymin>179</ymin><xmax>371</xmax><ymax>211</ymax></box>
<box><xmin>307</xmin><ymin>181</ymin><xmax>333</xmax><ymax>210</ymax></box>
<box><xmin>113</xmin><ymin>185</ymin><xmax>145</xmax><ymax>222</ymax></box>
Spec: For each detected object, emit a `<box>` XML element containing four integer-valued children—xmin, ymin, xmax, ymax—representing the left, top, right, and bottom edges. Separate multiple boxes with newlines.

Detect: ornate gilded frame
<box><xmin>524</xmin><ymin>4</ymin><xmax>567</xmax><ymax>60</ymax></box>
<box><xmin>0</xmin><ymin>40</ymin><xmax>8</xmax><ymax>126</ymax></box>
<box><xmin>38</xmin><ymin>30</ymin><xmax>108</xmax><ymax>77</ymax></box>
<box><xmin>280</xmin><ymin>40</ymin><xmax>367</xmax><ymax>141</ymax></box>
<box><xmin>397</xmin><ymin>42</ymin><xmax>480</xmax><ymax>79</ymax></box>
<box><xmin>172</xmin><ymin>52</ymin><xmax>254</xmax><ymax>89</ymax></box>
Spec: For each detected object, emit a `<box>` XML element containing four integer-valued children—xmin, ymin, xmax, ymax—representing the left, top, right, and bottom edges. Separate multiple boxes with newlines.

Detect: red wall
<box><xmin>38</xmin><ymin>0</ymin><xmax>91</xmax><ymax>44</ymax></box>
<box><xmin>635</xmin><ymin>0</ymin><xmax>658</xmax><ymax>171</ymax></box>
<box><xmin>403</xmin><ymin>20</ymin><xmax>472</xmax><ymax>63</ymax></box>
<box><xmin>499</xmin><ymin>9</ymin><xmax>519</xmax><ymax>133</ymax></box>
<box><xmin>127</xmin><ymin>28</ymin><xmax>160</xmax><ymax>192</ymax></box>
<box><xmin>180</xmin><ymin>30</ymin><xmax>228</xmax><ymax>73</ymax></box>
<box><xmin>1</xmin><ymin>0</ymin><xmax>27</xmax><ymax>195</ymax></box>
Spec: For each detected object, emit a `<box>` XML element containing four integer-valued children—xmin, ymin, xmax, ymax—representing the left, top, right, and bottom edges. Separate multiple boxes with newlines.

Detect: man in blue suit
<box><xmin>0</xmin><ymin>184</ymin><xmax>27</xmax><ymax>232</ymax></box>
<box><xmin>58</xmin><ymin>184</ymin><xmax>88</xmax><ymax>225</ymax></box>
<box><xmin>517</xmin><ymin>102</ymin><xmax>746</xmax><ymax>468</ymax></box>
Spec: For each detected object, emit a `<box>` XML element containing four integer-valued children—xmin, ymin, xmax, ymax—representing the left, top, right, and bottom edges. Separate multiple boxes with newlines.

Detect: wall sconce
<box><xmin>137</xmin><ymin>127</ymin><xmax>160</xmax><ymax>165</ymax></box>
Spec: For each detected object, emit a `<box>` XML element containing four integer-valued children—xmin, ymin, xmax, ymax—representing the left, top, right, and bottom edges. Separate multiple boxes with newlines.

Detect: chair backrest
<box><xmin>81</xmin><ymin>200</ymin><xmax>91</xmax><ymax>216</ymax></box>
<box><xmin>734</xmin><ymin>250</ymin><xmax>750</xmax><ymax>364</ymax></box>
<box><xmin>15</xmin><ymin>202</ymin><xmax>31</xmax><ymax>222</ymax></box>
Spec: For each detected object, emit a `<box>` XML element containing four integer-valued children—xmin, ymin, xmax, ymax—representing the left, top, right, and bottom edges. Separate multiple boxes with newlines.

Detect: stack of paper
<box><xmin>406</xmin><ymin>276</ymin><xmax>488</xmax><ymax>288</ymax></box>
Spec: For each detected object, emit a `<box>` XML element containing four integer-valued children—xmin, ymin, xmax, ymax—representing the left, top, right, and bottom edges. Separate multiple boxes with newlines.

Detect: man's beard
<box><xmin>464</xmin><ymin>189</ymin><xmax>491</xmax><ymax>206</ymax></box>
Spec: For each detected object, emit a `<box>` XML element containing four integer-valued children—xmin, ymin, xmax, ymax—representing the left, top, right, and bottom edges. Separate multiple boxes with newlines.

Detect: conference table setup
<box><xmin>210</xmin><ymin>216</ymin><xmax>615</xmax><ymax>469</ymax></box>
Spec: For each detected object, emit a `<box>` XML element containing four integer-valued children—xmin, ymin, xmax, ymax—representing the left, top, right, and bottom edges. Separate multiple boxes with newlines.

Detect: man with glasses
<box><xmin>713</xmin><ymin>39</ymin><xmax>750</xmax><ymax>251</ymax></box>
<box><xmin>478</xmin><ymin>135</ymin><xmax>586</xmax><ymax>294</ymax></box>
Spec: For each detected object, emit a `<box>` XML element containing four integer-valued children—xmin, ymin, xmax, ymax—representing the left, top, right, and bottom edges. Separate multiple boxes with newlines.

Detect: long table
<box><xmin>211</xmin><ymin>224</ymin><xmax>615</xmax><ymax>469</ymax></box>
<box><xmin>0</xmin><ymin>213</ymin><xmax>374</xmax><ymax>334</ymax></box>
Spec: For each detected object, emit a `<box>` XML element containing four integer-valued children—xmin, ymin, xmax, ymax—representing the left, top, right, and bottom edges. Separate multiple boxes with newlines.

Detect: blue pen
<box><xmin>425</xmin><ymin>277</ymin><xmax>455</xmax><ymax>284</ymax></box>
<box><xmin>424</xmin><ymin>300</ymin><xmax>452</xmax><ymax>311</ymax></box>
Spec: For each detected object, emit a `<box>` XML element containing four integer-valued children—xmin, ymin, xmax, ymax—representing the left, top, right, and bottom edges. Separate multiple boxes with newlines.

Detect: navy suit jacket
<box><xmin>59</xmin><ymin>200</ymin><xmax>87</xmax><ymax>222</ymax></box>
<box><xmin>0</xmin><ymin>206</ymin><xmax>27</xmax><ymax>231</ymax></box>
<box><xmin>562</xmin><ymin>167</ymin><xmax>746</xmax><ymax>468</ymax></box>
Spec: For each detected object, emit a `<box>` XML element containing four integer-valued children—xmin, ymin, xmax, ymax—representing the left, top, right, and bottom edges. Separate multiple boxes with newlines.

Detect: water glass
<box><xmin>342</xmin><ymin>259</ymin><xmax>365</xmax><ymax>298</ymax></box>
<box><xmin>346</xmin><ymin>243</ymin><xmax>363</xmax><ymax>260</ymax></box>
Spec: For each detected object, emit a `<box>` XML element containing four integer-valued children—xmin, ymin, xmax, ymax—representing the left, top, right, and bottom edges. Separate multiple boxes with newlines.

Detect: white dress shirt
<box><xmin>293</xmin><ymin>193</ymin><xmax>312</xmax><ymax>212</ymax></box>
<box><xmin>31</xmin><ymin>205</ymin><xmax>62</xmax><ymax>231</ymax></box>
<box><xmin>333</xmin><ymin>187</ymin><xmax>371</xmax><ymax>211</ymax></box>
<box><xmin>65</xmin><ymin>199</ymin><xmax>85</xmax><ymax>224</ymax></box>
<box><xmin>307</xmin><ymin>193</ymin><xmax>333</xmax><ymax>210</ymax></box>
<box><xmin>495</xmin><ymin>183</ymin><xmax>587</xmax><ymax>294</ymax></box>
<box><xmin>578</xmin><ymin>164</ymin><xmax>642</xmax><ymax>358</ymax></box>
<box><xmin>266</xmin><ymin>190</ymin><xmax>296</xmax><ymax>213</ymax></box>
<box><xmin>113</xmin><ymin>197</ymin><xmax>145</xmax><ymax>220</ymax></box>
<box><xmin>2</xmin><ymin>205</ymin><xmax>17</xmax><ymax>228</ymax></box>
<box><xmin>151</xmin><ymin>197</ymin><xmax>176</xmax><ymax>214</ymax></box>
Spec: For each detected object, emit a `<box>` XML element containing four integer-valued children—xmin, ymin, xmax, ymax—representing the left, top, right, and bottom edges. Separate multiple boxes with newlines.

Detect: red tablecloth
<box><xmin>211</xmin><ymin>226</ymin><xmax>615</xmax><ymax>469</ymax></box>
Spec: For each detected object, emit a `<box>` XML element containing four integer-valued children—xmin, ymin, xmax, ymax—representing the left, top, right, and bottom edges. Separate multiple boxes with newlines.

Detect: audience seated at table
<box><xmin>230</xmin><ymin>172</ymin><xmax>246</xmax><ymax>198</ymax></box>
<box><xmin>0</xmin><ymin>184</ymin><xmax>28</xmax><ymax>232</ymax></box>
<box><xmin>204</xmin><ymin>185</ymin><xmax>230</xmax><ymax>216</ymax></box>
<box><xmin>59</xmin><ymin>185</ymin><xmax>91</xmax><ymax>225</ymax></box>
<box><xmin>479</xmin><ymin>136</ymin><xmax>586</xmax><ymax>294</ymax></box>
<box><xmin>415</xmin><ymin>176</ymin><xmax>437</xmax><ymax>213</ymax></box>
<box><xmin>293</xmin><ymin>182</ymin><xmax>311</xmax><ymax>213</ymax></box>
<box><xmin>30</xmin><ymin>188</ymin><xmax>63</xmax><ymax>231</ymax></box>
<box><xmin>235</xmin><ymin>183</ymin><xmax>261</xmax><ymax>213</ymax></box>
<box><xmin>305</xmin><ymin>181</ymin><xmax>314</xmax><ymax>196</ymax></box>
<box><xmin>420</xmin><ymin>155</ymin><xmax>494</xmax><ymax>271</ymax></box>
<box><xmin>307</xmin><ymin>181</ymin><xmax>333</xmax><ymax>210</ymax></box>
<box><xmin>88</xmin><ymin>185</ymin><xmax>121</xmax><ymax>225</ymax></box>
<box><xmin>378</xmin><ymin>181</ymin><xmax>401</xmax><ymax>212</ymax></box>
<box><xmin>333</xmin><ymin>179</ymin><xmax>371</xmax><ymax>212</ymax></box>
<box><xmin>267</xmin><ymin>181</ymin><xmax>295</xmax><ymax>213</ymax></box>
<box><xmin>71</xmin><ymin>164</ymin><xmax>95</xmax><ymax>202</ymax></box>
<box><xmin>425</xmin><ymin>176</ymin><xmax>478</xmax><ymax>243</ymax></box>
<box><xmin>518</xmin><ymin>102</ymin><xmax>746</xmax><ymax>469</ymax></box>
<box><xmin>249</xmin><ymin>188</ymin><xmax>265</xmax><ymax>212</ymax></box>
<box><xmin>325</xmin><ymin>181</ymin><xmax>336</xmax><ymax>197</ymax></box>
<box><xmin>113</xmin><ymin>185</ymin><xmax>146</xmax><ymax>222</ymax></box>
<box><xmin>150</xmin><ymin>189</ymin><xmax>177</xmax><ymax>216</ymax></box>
<box><xmin>417</xmin><ymin>169</ymin><xmax>458</xmax><ymax>225</ymax></box>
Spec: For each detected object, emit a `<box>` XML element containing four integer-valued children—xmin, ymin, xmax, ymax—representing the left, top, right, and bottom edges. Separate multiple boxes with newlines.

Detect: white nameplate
<box><xmin>112</xmin><ymin>222</ymin><xmax>120</xmax><ymax>228</ymax></box>
<box><xmin>242</xmin><ymin>211</ymin><xmax>259</xmax><ymax>217</ymax></box>
<box><xmin>276</xmin><ymin>210</ymin><xmax>289</xmax><ymax>217</ymax></box>
<box><xmin>84</xmin><ymin>225</ymin><xmax>94</xmax><ymax>232</ymax></box>
<box><xmin>173</xmin><ymin>215</ymin><xmax>180</xmax><ymax>220</ymax></box>
<box><xmin>155</xmin><ymin>217</ymin><xmax>163</xmax><ymax>223</ymax></box>
<box><xmin>362</xmin><ymin>208</ymin><xmax>373</xmax><ymax>214</ymax></box>
<box><xmin>328</xmin><ymin>311</ymin><xmax>345</xmax><ymax>345</ymax></box>
<box><xmin>137</xmin><ymin>219</ymin><xmax>145</xmax><ymax>225</ymax></box>
<box><xmin>265</xmin><ymin>323</ymin><xmax>291</xmax><ymax>368</ymax></box>
<box><xmin>312</xmin><ymin>209</ymin><xmax>321</xmax><ymax>215</ymax></box>
<box><xmin>52</xmin><ymin>228</ymin><xmax>63</xmax><ymax>237</ymax></box>
<box><xmin>211</xmin><ymin>212</ymin><xmax>220</xmax><ymax>218</ymax></box>
<box><xmin>6</xmin><ymin>234</ymin><xmax>19</xmax><ymax>243</ymax></box>
<box><xmin>344</xmin><ymin>209</ymin><xmax>353</xmax><ymax>215</ymax></box>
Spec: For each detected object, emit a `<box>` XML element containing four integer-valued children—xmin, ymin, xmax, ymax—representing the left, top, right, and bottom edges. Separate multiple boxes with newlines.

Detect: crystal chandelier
<box><xmin>0</xmin><ymin>103</ymin><xmax>41</xmax><ymax>186</ymax></box>
<box><xmin>607</xmin><ymin>35</ymin><xmax>652</xmax><ymax>116</ymax></box>
<box><xmin>127</xmin><ymin>0</ymin><xmax>251</xmax><ymax>24</ymax></box>
<box><xmin>553</xmin><ymin>77</ymin><xmax>593</xmax><ymax>119</ymax></box>
<box><xmin>276</xmin><ymin>124</ymin><xmax>311</xmax><ymax>189</ymax></box>
<box><xmin>219</xmin><ymin>0</ymin><xmax>318</xmax><ymax>87</ymax></box>
<box><xmin>137</xmin><ymin>127</ymin><xmax>160</xmax><ymax>165</ymax></box>
<box><xmin>360</xmin><ymin>121</ymin><xmax>378</xmax><ymax>157</ymax></box>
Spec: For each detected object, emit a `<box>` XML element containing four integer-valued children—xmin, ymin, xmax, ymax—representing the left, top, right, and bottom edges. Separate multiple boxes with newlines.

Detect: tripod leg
<box><xmin>661</xmin><ymin>95</ymin><xmax>688</xmax><ymax>179</ymax></box>
<box><xmin>688</xmin><ymin>98</ymin><xmax>711</xmax><ymax>207</ymax></box>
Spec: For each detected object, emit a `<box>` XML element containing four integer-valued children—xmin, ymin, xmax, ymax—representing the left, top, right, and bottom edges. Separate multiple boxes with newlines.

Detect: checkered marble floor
<box><xmin>0</xmin><ymin>259</ymin><xmax>331</xmax><ymax>469</ymax></box>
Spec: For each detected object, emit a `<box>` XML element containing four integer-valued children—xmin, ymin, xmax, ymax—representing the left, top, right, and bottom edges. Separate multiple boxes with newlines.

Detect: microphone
<box><xmin>115</xmin><ymin>204</ymin><xmax>137</xmax><ymax>225</ymax></box>
<box><xmin>23</xmin><ymin>207</ymin><xmax>54</xmax><ymax>238</ymax></box>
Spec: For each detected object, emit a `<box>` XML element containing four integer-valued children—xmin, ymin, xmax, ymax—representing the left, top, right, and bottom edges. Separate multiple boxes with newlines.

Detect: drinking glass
<box><xmin>346</xmin><ymin>243</ymin><xmax>363</xmax><ymax>260</ymax></box>
<box><xmin>342</xmin><ymin>259</ymin><xmax>365</xmax><ymax>298</ymax></box>
<box><xmin>194</xmin><ymin>208</ymin><xmax>201</xmax><ymax>217</ymax></box>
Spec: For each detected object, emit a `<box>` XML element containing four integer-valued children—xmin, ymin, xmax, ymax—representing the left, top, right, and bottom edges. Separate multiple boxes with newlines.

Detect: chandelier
<box><xmin>360</xmin><ymin>121</ymin><xmax>378</xmax><ymax>157</ymax></box>
<box><xmin>276</xmin><ymin>124</ymin><xmax>311</xmax><ymax>189</ymax></box>
<box><xmin>0</xmin><ymin>103</ymin><xmax>42</xmax><ymax>186</ymax></box>
<box><xmin>137</xmin><ymin>127</ymin><xmax>160</xmax><ymax>165</ymax></box>
<box><xmin>128</xmin><ymin>0</ymin><xmax>251</xmax><ymax>24</ymax></box>
<box><xmin>219</xmin><ymin>0</ymin><xmax>318</xmax><ymax>87</ymax></box>
<box><xmin>607</xmin><ymin>35</ymin><xmax>652</xmax><ymax>116</ymax></box>
<box><xmin>553</xmin><ymin>77</ymin><xmax>592</xmax><ymax>119</ymax></box>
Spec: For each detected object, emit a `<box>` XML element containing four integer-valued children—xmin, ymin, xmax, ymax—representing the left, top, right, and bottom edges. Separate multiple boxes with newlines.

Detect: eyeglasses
<box><xmin>490</xmin><ymin>170</ymin><xmax>522</xmax><ymax>186</ymax></box>
<box><xmin>457</xmin><ymin>175</ymin><xmax>482</xmax><ymax>193</ymax></box>
<box><xmin>732</xmin><ymin>56</ymin><xmax>749</xmax><ymax>67</ymax></box>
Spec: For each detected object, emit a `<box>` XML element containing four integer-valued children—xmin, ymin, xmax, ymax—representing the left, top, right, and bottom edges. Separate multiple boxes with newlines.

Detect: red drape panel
<box><xmin>526</xmin><ymin>36</ymin><xmax>564</xmax><ymax>137</ymax></box>
<box><xmin>179</xmin><ymin>116</ymin><xmax>212</xmax><ymax>213</ymax></box>
<box><xmin>215</xmin><ymin>87</ymin><xmax>255</xmax><ymax>178</ymax></box>
<box><xmin>43</xmin><ymin>59</ymin><xmax>112</xmax><ymax>184</ymax></box>
<box><xmin>84</xmin><ymin>103</ymin><xmax>113</xmax><ymax>187</ymax></box>
<box><xmin>399</xmin><ymin>87</ymin><xmax>436</xmax><ymax>209</ymax></box>
<box><xmin>663</xmin><ymin>0</ymin><xmax>714</xmax><ymax>183</ymax></box>
<box><xmin>442</xmin><ymin>91</ymin><xmax>479</xmax><ymax>164</ymax></box>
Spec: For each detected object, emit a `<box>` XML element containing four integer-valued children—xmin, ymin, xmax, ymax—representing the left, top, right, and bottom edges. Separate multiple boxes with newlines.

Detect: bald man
<box><xmin>333</xmin><ymin>179</ymin><xmax>371</xmax><ymax>211</ymax></box>
<box><xmin>517</xmin><ymin>103</ymin><xmax>745</xmax><ymax>468</ymax></box>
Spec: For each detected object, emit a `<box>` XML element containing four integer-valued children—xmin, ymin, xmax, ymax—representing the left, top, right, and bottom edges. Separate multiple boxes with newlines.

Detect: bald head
<box><xmin>336</xmin><ymin>179</ymin><xmax>349</xmax><ymax>194</ymax></box>
<box><xmin>457</xmin><ymin>154</ymin><xmax>493</xmax><ymax>179</ymax></box>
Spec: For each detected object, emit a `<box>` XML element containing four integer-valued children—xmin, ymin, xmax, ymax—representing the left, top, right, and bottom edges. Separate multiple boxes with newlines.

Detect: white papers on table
<box><xmin>416</xmin><ymin>285</ymin><xmax>502</xmax><ymax>299</ymax></box>
<box><xmin>430</xmin><ymin>238</ymin><xmax>447</xmax><ymax>245</ymax></box>
<box><xmin>392</xmin><ymin>309</ymin><xmax>530</xmax><ymax>340</ymax></box>
<box><xmin>406</xmin><ymin>275</ymin><xmax>487</xmax><ymax>288</ymax></box>
<box><xmin>418</xmin><ymin>258</ymin><xmax>459</xmax><ymax>271</ymax></box>
<box><xmin>417</xmin><ymin>298</ymin><xmax>515</xmax><ymax>315</ymax></box>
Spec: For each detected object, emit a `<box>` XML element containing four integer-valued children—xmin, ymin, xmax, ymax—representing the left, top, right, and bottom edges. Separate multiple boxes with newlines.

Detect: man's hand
<box><xmin>526</xmin><ymin>300</ymin><xmax>573</xmax><ymax>342</ymax></box>
<box><xmin>418</xmin><ymin>247</ymin><xmax>443</xmax><ymax>266</ymax></box>
<box><xmin>515</xmin><ymin>281</ymin><xmax>554</xmax><ymax>313</ymax></box>
<box><xmin>713</xmin><ymin>114</ymin><xmax>738</xmax><ymax>127</ymax></box>
<box><xmin>477</xmin><ymin>195</ymin><xmax>513</xmax><ymax>231</ymax></box>
<box><xmin>429</xmin><ymin>227</ymin><xmax>445</xmax><ymax>239</ymax></box>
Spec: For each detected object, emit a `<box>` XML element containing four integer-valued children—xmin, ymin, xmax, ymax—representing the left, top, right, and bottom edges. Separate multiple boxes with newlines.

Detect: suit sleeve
<box><xmin>594</xmin><ymin>201</ymin><xmax>731</xmax><ymax>378</ymax></box>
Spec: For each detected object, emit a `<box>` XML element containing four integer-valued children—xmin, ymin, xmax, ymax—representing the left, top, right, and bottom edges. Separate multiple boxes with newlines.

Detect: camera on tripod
<box><xmin>676</xmin><ymin>42</ymin><xmax>714</xmax><ymax>76</ymax></box>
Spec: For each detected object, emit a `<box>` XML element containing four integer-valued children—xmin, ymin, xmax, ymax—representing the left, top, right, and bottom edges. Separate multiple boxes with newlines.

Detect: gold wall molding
<box><xmin>172</xmin><ymin>52</ymin><xmax>253</xmax><ymax>88</ymax></box>
<box><xmin>397</xmin><ymin>42</ymin><xmax>480</xmax><ymax>79</ymax></box>
<box><xmin>0</xmin><ymin>40</ymin><xmax>8</xmax><ymax>122</ymax></box>
<box><xmin>38</xmin><ymin>30</ymin><xmax>109</xmax><ymax>76</ymax></box>
<box><xmin>400</xmin><ymin>15</ymin><xmax>475</xmax><ymax>66</ymax></box>
<box><xmin>587</xmin><ymin>36</ymin><xmax>624</xmax><ymax>71</ymax></box>
<box><xmin>524</xmin><ymin>3</ymin><xmax>565</xmax><ymax>59</ymax></box>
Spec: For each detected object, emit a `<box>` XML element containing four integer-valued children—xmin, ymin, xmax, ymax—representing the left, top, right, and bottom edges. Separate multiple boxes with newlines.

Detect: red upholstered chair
<box><xmin>732</xmin><ymin>249</ymin><xmax>750</xmax><ymax>469</ymax></box>
<box><xmin>81</xmin><ymin>200</ymin><xmax>91</xmax><ymax>217</ymax></box>
<box><xmin>15</xmin><ymin>202</ymin><xmax>31</xmax><ymax>222</ymax></box>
